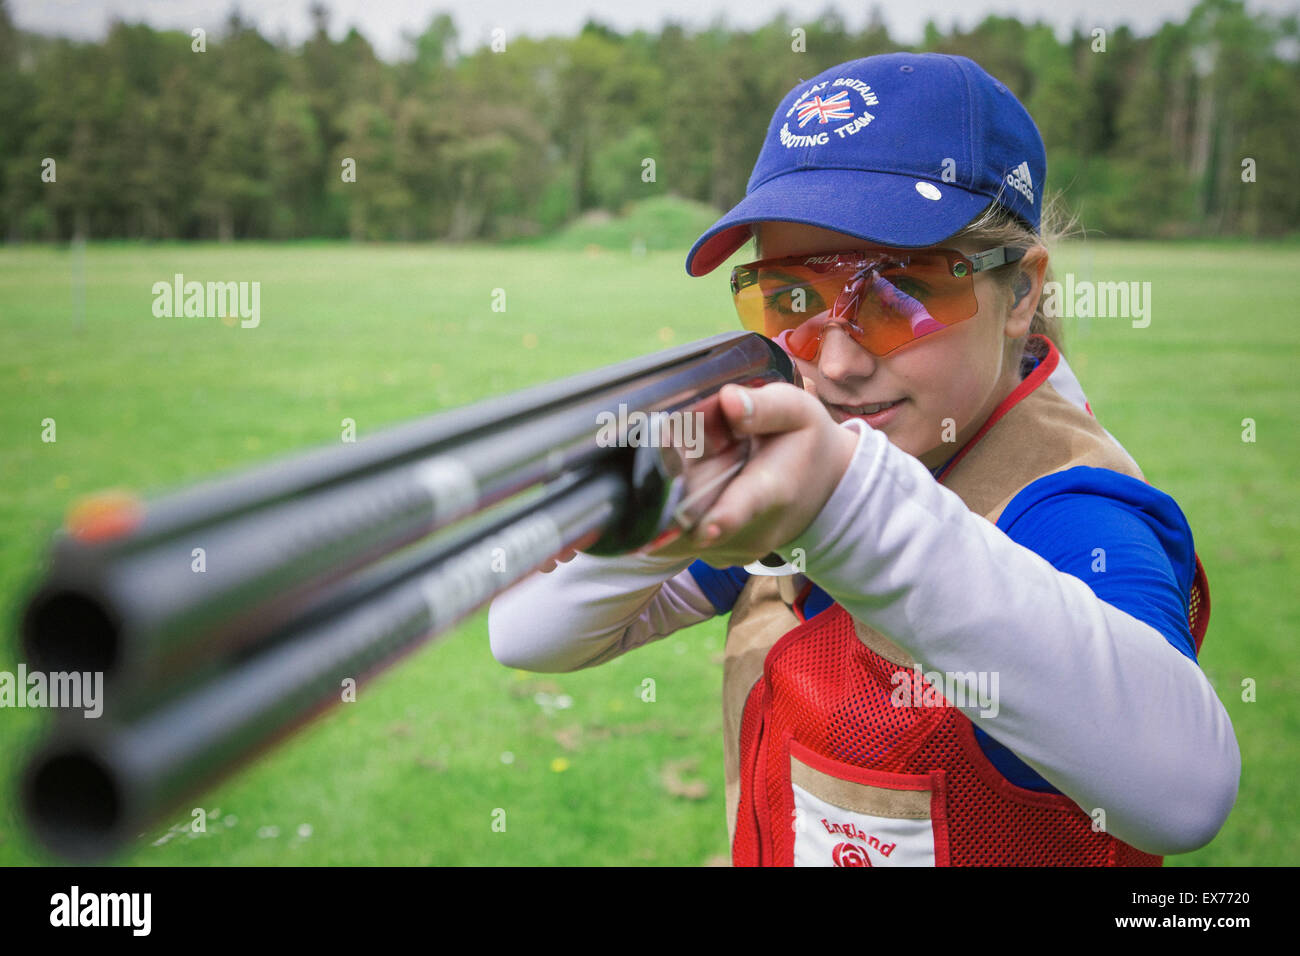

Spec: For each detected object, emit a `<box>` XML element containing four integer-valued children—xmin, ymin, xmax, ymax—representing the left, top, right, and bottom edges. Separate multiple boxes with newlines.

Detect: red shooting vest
<box><xmin>722</xmin><ymin>336</ymin><xmax>1210</xmax><ymax>867</ymax></box>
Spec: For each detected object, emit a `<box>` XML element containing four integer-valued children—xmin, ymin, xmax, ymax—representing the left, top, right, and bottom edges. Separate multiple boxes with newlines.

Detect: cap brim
<box><xmin>685</xmin><ymin>168</ymin><xmax>994</xmax><ymax>277</ymax></box>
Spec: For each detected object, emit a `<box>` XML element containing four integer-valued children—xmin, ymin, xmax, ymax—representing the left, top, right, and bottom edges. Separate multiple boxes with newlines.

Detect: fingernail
<box><xmin>736</xmin><ymin>389</ymin><xmax>755</xmax><ymax>420</ymax></box>
<box><xmin>698</xmin><ymin>523</ymin><xmax>721</xmax><ymax>545</ymax></box>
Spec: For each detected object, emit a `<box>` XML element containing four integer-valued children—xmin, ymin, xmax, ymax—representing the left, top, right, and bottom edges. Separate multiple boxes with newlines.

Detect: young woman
<box><xmin>489</xmin><ymin>53</ymin><xmax>1239</xmax><ymax>866</ymax></box>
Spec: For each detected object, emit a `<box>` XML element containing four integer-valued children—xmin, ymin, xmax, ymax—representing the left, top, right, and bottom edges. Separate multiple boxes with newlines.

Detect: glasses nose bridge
<box><xmin>829</xmin><ymin>266</ymin><xmax>876</xmax><ymax>323</ymax></box>
<box><xmin>795</xmin><ymin>269</ymin><xmax>879</xmax><ymax>363</ymax></box>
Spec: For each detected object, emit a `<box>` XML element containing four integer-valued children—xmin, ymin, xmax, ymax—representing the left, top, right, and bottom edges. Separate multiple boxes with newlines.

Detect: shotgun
<box><xmin>16</xmin><ymin>330</ymin><xmax>797</xmax><ymax>861</ymax></box>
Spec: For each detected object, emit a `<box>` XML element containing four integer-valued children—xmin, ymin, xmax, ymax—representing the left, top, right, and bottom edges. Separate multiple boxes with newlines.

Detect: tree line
<box><xmin>1</xmin><ymin>0</ymin><xmax>1295</xmax><ymax>242</ymax></box>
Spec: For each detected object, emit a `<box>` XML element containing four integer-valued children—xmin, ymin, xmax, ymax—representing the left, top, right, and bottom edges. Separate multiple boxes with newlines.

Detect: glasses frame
<box><xmin>729</xmin><ymin>244</ymin><xmax>1028</xmax><ymax>357</ymax></box>
<box><xmin>731</xmin><ymin>244</ymin><xmax>1027</xmax><ymax>290</ymax></box>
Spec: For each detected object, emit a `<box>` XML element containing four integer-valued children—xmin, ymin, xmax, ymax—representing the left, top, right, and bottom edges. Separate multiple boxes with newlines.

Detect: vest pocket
<box><xmin>788</xmin><ymin>739</ymin><xmax>951</xmax><ymax>867</ymax></box>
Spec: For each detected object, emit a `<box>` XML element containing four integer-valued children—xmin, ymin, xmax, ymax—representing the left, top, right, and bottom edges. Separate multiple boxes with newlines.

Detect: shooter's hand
<box><xmin>648</xmin><ymin>382</ymin><xmax>858</xmax><ymax>567</ymax></box>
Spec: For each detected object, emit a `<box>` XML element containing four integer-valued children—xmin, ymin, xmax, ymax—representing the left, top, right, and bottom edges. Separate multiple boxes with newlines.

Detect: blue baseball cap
<box><xmin>685</xmin><ymin>53</ymin><xmax>1046</xmax><ymax>276</ymax></box>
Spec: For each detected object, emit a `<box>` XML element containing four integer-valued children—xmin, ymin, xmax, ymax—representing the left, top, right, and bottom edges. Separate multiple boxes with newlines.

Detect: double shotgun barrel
<box><xmin>16</xmin><ymin>331</ymin><xmax>797</xmax><ymax>860</ymax></box>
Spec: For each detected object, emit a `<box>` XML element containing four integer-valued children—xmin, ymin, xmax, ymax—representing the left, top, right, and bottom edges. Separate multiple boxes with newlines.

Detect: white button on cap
<box><xmin>915</xmin><ymin>182</ymin><xmax>942</xmax><ymax>201</ymax></box>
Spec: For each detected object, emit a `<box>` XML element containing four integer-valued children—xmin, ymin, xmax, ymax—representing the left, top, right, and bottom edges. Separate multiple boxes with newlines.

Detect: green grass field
<box><xmin>0</xmin><ymin>222</ymin><xmax>1296</xmax><ymax>865</ymax></box>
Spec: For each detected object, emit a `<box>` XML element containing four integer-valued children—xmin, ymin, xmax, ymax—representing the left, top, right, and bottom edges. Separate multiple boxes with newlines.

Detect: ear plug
<box><xmin>1011</xmin><ymin>273</ymin><xmax>1032</xmax><ymax>307</ymax></box>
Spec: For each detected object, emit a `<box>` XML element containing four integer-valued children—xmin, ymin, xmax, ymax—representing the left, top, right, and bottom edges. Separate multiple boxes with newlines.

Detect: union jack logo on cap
<box><xmin>796</xmin><ymin>90</ymin><xmax>854</xmax><ymax>127</ymax></box>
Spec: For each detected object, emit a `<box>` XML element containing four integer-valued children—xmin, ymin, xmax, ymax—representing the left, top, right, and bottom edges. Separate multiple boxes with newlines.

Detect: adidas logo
<box><xmin>1005</xmin><ymin>161</ymin><xmax>1034</xmax><ymax>203</ymax></box>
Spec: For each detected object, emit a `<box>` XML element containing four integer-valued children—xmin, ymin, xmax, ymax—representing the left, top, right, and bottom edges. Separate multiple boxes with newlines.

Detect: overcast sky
<box><xmin>12</xmin><ymin>0</ymin><xmax>1298</xmax><ymax>58</ymax></box>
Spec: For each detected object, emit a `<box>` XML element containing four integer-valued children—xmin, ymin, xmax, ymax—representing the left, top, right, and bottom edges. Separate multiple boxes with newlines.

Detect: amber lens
<box><xmin>730</xmin><ymin>251</ymin><xmax>978</xmax><ymax>357</ymax></box>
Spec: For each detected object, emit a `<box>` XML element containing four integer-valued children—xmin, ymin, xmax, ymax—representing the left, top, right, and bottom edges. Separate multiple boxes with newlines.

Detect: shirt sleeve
<box><xmin>488</xmin><ymin>551</ymin><xmax>718</xmax><ymax>672</ymax></box>
<box><xmin>971</xmin><ymin>469</ymin><xmax>1202</xmax><ymax>791</ymax></box>
<box><xmin>783</xmin><ymin>419</ymin><xmax>1240</xmax><ymax>855</ymax></box>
